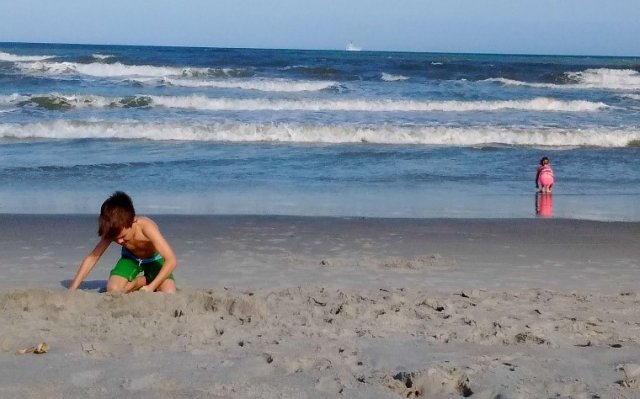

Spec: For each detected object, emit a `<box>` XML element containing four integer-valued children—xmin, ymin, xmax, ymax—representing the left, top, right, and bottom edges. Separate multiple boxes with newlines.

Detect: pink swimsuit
<box><xmin>537</xmin><ymin>165</ymin><xmax>554</xmax><ymax>186</ymax></box>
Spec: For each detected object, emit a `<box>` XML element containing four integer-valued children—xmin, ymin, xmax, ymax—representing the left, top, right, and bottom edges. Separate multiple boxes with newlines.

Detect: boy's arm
<box><xmin>140</xmin><ymin>219</ymin><xmax>177</xmax><ymax>292</ymax></box>
<box><xmin>69</xmin><ymin>238</ymin><xmax>111</xmax><ymax>290</ymax></box>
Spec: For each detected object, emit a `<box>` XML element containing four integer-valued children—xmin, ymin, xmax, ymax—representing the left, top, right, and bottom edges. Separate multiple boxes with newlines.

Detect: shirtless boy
<box><xmin>69</xmin><ymin>191</ymin><xmax>177</xmax><ymax>293</ymax></box>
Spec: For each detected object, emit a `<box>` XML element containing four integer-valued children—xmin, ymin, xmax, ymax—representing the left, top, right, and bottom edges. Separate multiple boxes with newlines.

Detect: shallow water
<box><xmin>1</xmin><ymin>43</ymin><xmax>639</xmax><ymax>220</ymax></box>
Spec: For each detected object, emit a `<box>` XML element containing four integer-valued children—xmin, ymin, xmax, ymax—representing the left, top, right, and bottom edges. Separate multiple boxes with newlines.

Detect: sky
<box><xmin>0</xmin><ymin>0</ymin><xmax>639</xmax><ymax>56</ymax></box>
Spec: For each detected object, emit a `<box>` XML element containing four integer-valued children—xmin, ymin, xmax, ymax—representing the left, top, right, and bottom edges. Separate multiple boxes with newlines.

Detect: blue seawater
<box><xmin>1</xmin><ymin>42</ymin><xmax>639</xmax><ymax>220</ymax></box>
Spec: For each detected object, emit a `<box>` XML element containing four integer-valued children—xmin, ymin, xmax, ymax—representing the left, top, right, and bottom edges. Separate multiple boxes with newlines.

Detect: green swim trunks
<box><xmin>109</xmin><ymin>253</ymin><xmax>175</xmax><ymax>284</ymax></box>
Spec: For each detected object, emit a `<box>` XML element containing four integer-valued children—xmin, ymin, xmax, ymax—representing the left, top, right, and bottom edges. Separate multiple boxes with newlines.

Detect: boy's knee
<box><xmin>106</xmin><ymin>277</ymin><xmax>128</xmax><ymax>293</ymax></box>
<box><xmin>106</xmin><ymin>283</ymin><xmax>126</xmax><ymax>293</ymax></box>
<box><xmin>157</xmin><ymin>279</ymin><xmax>177</xmax><ymax>293</ymax></box>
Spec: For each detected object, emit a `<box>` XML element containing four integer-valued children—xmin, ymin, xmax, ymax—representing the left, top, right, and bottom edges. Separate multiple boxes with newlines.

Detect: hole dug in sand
<box><xmin>385</xmin><ymin>368</ymin><xmax>472</xmax><ymax>397</ymax></box>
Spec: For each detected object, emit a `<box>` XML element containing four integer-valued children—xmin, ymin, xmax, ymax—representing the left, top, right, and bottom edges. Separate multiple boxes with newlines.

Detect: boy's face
<box><xmin>114</xmin><ymin>226</ymin><xmax>134</xmax><ymax>245</ymax></box>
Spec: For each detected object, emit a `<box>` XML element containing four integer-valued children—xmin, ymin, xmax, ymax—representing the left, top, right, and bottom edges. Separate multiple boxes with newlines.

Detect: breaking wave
<box><xmin>6</xmin><ymin>94</ymin><xmax>608</xmax><ymax>113</ymax></box>
<box><xmin>0</xmin><ymin>51</ymin><xmax>54</xmax><ymax>62</ymax></box>
<box><xmin>15</xmin><ymin>59</ymin><xmax>248</xmax><ymax>80</ymax></box>
<box><xmin>489</xmin><ymin>68</ymin><xmax>640</xmax><ymax>91</ymax></box>
<box><xmin>1</xmin><ymin>120</ymin><xmax>637</xmax><ymax>147</ymax></box>
<box><xmin>381</xmin><ymin>72</ymin><xmax>409</xmax><ymax>82</ymax></box>
<box><xmin>161</xmin><ymin>78</ymin><xmax>338</xmax><ymax>92</ymax></box>
<box><xmin>12</xmin><ymin>60</ymin><xmax>335</xmax><ymax>92</ymax></box>
<box><xmin>9</xmin><ymin>94</ymin><xmax>150</xmax><ymax>110</ymax></box>
<box><xmin>16</xmin><ymin>60</ymin><xmax>214</xmax><ymax>78</ymax></box>
<box><xmin>91</xmin><ymin>53</ymin><xmax>115</xmax><ymax>60</ymax></box>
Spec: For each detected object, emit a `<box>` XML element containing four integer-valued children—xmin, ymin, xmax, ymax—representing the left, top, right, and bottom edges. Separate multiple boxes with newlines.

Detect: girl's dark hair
<box><xmin>98</xmin><ymin>191</ymin><xmax>135</xmax><ymax>239</ymax></box>
<box><xmin>540</xmin><ymin>156</ymin><xmax>550</xmax><ymax>165</ymax></box>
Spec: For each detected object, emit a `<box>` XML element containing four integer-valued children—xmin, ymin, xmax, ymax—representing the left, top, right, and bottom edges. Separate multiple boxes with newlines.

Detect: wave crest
<box><xmin>161</xmin><ymin>78</ymin><xmax>338</xmax><ymax>92</ymax></box>
<box><xmin>11</xmin><ymin>94</ymin><xmax>151</xmax><ymax>109</ymax></box>
<box><xmin>0</xmin><ymin>51</ymin><xmax>54</xmax><ymax>62</ymax></box>
<box><xmin>91</xmin><ymin>54</ymin><xmax>115</xmax><ymax>60</ymax></box>
<box><xmin>1</xmin><ymin>121</ymin><xmax>637</xmax><ymax>147</ymax></box>
<box><xmin>13</xmin><ymin>60</ymin><xmax>336</xmax><ymax>92</ymax></box>
<box><xmin>489</xmin><ymin>68</ymin><xmax>640</xmax><ymax>91</ymax></box>
<box><xmin>16</xmin><ymin>60</ymin><xmax>244</xmax><ymax>79</ymax></box>
<box><xmin>381</xmin><ymin>73</ymin><xmax>409</xmax><ymax>82</ymax></box>
<box><xmin>566</xmin><ymin>68</ymin><xmax>640</xmax><ymax>90</ymax></box>
<box><xmin>5</xmin><ymin>94</ymin><xmax>607</xmax><ymax>113</ymax></box>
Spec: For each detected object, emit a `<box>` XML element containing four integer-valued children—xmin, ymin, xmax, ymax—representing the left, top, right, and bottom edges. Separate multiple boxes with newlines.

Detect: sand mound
<box><xmin>1</xmin><ymin>287</ymin><xmax>636</xmax><ymax>351</ymax></box>
<box><xmin>1</xmin><ymin>287</ymin><xmax>639</xmax><ymax>398</ymax></box>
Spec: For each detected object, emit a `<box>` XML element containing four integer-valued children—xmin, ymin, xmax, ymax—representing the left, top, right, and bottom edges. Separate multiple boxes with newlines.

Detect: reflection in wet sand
<box><xmin>535</xmin><ymin>193</ymin><xmax>553</xmax><ymax>218</ymax></box>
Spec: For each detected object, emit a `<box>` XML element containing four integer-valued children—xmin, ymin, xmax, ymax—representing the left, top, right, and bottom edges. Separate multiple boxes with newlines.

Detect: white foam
<box><xmin>487</xmin><ymin>78</ymin><xmax>557</xmax><ymax>89</ymax></box>
<box><xmin>13</xmin><ymin>61</ymin><xmax>235</xmax><ymax>78</ymax></box>
<box><xmin>1</xmin><ymin>121</ymin><xmax>637</xmax><ymax>147</ymax></box>
<box><xmin>151</xmin><ymin>96</ymin><xmax>607</xmax><ymax>112</ymax></box>
<box><xmin>162</xmin><ymin>78</ymin><xmax>337</xmax><ymax>92</ymax></box>
<box><xmin>381</xmin><ymin>73</ymin><xmax>409</xmax><ymax>82</ymax></box>
<box><xmin>16</xmin><ymin>60</ymin><xmax>213</xmax><ymax>78</ymax></box>
<box><xmin>5</xmin><ymin>93</ymin><xmax>607</xmax><ymax>113</ymax></box>
<box><xmin>0</xmin><ymin>51</ymin><xmax>54</xmax><ymax>62</ymax></box>
<box><xmin>620</xmin><ymin>94</ymin><xmax>640</xmax><ymax>101</ymax></box>
<box><xmin>489</xmin><ymin>68</ymin><xmax>640</xmax><ymax>91</ymax></box>
<box><xmin>92</xmin><ymin>54</ymin><xmax>114</xmax><ymax>60</ymax></box>
<box><xmin>566</xmin><ymin>68</ymin><xmax>640</xmax><ymax>90</ymax></box>
<box><xmin>16</xmin><ymin>60</ymin><xmax>323</xmax><ymax>92</ymax></box>
<box><xmin>0</xmin><ymin>93</ymin><xmax>29</xmax><ymax>105</ymax></box>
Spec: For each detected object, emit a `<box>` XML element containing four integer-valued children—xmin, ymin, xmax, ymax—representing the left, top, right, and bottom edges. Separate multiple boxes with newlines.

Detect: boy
<box><xmin>69</xmin><ymin>191</ymin><xmax>177</xmax><ymax>293</ymax></box>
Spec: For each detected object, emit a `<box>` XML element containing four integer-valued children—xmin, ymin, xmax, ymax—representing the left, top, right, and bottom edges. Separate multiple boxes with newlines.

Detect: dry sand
<box><xmin>0</xmin><ymin>215</ymin><xmax>639</xmax><ymax>398</ymax></box>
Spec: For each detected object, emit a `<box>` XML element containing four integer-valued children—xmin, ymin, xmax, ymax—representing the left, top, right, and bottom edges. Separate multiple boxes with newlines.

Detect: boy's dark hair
<box><xmin>98</xmin><ymin>191</ymin><xmax>135</xmax><ymax>239</ymax></box>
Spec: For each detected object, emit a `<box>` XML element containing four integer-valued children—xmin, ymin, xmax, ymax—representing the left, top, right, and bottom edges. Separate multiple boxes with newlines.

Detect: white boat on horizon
<box><xmin>345</xmin><ymin>41</ymin><xmax>362</xmax><ymax>51</ymax></box>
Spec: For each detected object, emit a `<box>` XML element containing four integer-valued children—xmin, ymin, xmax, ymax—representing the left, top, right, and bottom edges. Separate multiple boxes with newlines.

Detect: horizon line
<box><xmin>1</xmin><ymin>40</ymin><xmax>639</xmax><ymax>59</ymax></box>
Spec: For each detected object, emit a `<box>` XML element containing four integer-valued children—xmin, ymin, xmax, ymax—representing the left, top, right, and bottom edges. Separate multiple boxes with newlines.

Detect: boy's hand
<box><xmin>139</xmin><ymin>285</ymin><xmax>153</xmax><ymax>292</ymax></box>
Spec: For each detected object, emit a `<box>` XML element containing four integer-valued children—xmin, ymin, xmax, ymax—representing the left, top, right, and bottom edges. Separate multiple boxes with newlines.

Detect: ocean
<box><xmin>1</xmin><ymin>42</ymin><xmax>639</xmax><ymax>220</ymax></box>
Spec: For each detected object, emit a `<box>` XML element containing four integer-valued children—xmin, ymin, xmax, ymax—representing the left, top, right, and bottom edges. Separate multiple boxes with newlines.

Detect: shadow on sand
<box><xmin>60</xmin><ymin>279</ymin><xmax>107</xmax><ymax>292</ymax></box>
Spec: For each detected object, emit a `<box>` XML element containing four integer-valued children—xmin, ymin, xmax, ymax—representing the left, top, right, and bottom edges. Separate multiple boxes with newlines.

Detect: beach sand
<box><xmin>1</xmin><ymin>215</ymin><xmax>639</xmax><ymax>398</ymax></box>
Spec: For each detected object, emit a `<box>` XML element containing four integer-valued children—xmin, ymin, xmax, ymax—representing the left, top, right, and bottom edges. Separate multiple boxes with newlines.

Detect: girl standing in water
<box><xmin>536</xmin><ymin>157</ymin><xmax>555</xmax><ymax>194</ymax></box>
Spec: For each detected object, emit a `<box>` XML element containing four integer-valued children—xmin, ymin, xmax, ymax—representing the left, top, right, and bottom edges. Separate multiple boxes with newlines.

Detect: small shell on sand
<box><xmin>16</xmin><ymin>342</ymin><xmax>49</xmax><ymax>355</ymax></box>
